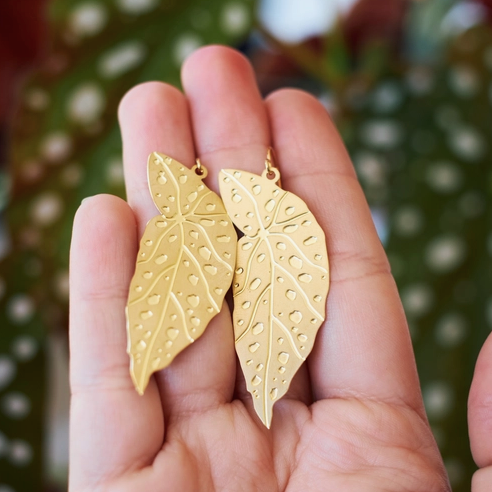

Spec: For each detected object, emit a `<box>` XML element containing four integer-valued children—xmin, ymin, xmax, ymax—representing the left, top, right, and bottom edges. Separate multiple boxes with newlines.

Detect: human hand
<box><xmin>69</xmin><ymin>46</ymin><xmax>450</xmax><ymax>491</ymax></box>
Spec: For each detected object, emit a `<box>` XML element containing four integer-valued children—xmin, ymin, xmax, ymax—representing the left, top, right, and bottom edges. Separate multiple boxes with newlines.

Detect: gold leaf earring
<box><xmin>126</xmin><ymin>152</ymin><xmax>237</xmax><ymax>395</ymax></box>
<box><xmin>219</xmin><ymin>148</ymin><xmax>330</xmax><ymax>428</ymax></box>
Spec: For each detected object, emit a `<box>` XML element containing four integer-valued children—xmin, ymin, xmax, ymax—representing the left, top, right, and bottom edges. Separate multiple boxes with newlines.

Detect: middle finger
<box><xmin>182</xmin><ymin>46</ymin><xmax>313</xmax><ymax>414</ymax></box>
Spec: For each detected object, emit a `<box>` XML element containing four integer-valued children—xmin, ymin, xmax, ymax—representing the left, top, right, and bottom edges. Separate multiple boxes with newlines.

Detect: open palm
<box><xmin>69</xmin><ymin>46</ymin><xmax>449</xmax><ymax>492</ymax></box>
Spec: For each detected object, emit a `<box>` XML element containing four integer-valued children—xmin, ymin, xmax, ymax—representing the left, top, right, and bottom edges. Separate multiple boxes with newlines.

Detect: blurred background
<box><xmin>0</xmin><ymin>0</ymin><xmax>491</xmax><ymax>490</ymax></box>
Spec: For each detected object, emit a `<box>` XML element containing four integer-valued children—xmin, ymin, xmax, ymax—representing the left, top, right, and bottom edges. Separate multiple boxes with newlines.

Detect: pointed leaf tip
<box><xmin>220</xmin><ymin>168</ymin><xmax>329</xmax><ymax>428</ymax></box>
<box><xmin>126</xmin><ymin>154</ymin><xmax>237</xmax><ymax>395</ymax></box>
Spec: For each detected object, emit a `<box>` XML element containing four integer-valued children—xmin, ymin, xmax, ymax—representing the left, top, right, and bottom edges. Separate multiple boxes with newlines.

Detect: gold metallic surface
<box><xmin>219</xmin><ymin>154</ymin><xmax>329</xmax><ymax>428</ymax></box>
<box><xmin>264</xmin><ymin>147</ymin><xmax>281</xmax><ymax>188</ymax></box>
<box><xmin>126</xmin><ymin>152</ymin><xmax>237</xmax><ymax>395</ymax></box>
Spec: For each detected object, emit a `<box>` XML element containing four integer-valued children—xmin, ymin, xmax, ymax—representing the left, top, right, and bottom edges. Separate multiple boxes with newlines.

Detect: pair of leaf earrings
<box><xmin>126</xmin><ymin>150</ymin><xmax>329</xmax><ymax>428</ymax></box>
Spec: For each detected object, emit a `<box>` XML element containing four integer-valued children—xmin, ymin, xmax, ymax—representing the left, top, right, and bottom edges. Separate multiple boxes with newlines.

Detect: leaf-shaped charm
<box><xmin>127</xmin><ymin>152</ymin><xmax>237</xmax><ymax>394</ymax></box>
<box><xmin>219</xmin><ymin>168</ymin><xmax>329</xmax><ymax>428</ymax></box>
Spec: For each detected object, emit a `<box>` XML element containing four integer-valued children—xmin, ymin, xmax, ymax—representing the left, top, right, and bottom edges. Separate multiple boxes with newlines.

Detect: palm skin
<box><xmin>98</xmin><ymin>398</ymin><xmax>446</xmax><ymax>491</ymax></box>
<box><xmin>69</xmin><ymin>46</ymin><xmax>450</xmax><ymax>492</ymax></box>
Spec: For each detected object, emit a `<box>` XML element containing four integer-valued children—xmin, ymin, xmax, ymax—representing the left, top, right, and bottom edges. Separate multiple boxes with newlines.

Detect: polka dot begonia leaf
<box><xmin>0</xmin><ymin>0</ymin><xmax>256</xmax><ymax>489</ymax></box>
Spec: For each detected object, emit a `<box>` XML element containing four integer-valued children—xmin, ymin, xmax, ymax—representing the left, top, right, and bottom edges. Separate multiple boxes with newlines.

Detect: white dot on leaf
<box><xmin>0</xmin><ymin>357</ymin><xmax>16</xmax><ymax>391</ymax></box>
<box><xmin>221</xmin><ymin>3</ymin><xmax>250</xmax><ymax>35</ymax></box>
<box><xmin>393</xmin><ymin>206</ymin><xmax>423</xmax><ymax>237</ymax></box>
<box><xmin>117</xmin><ymin>0</ymin><xmax>159</xmax><ymax>14</ymax></box>
<box><xmin>173</xmin><ymin>33</ymin><xmax>202</xmax><ymax>66</ymax></box>
<box><xmin>99</xmin><ymin>42</ymin><xmax>147</xmax><ymax>79</ymax></box>
<box><xmin>9</xmin><ymin>439</ymin><xmax>33</xmax><ymax>466</ymax></box>
<box><xmin>11</xmin><ymin>336</ymin><xmax>38</xmax><ymax>362</ymax></box>
<box><xmin>2</xmin><ymin>393</ymin><xmax>31</xmax><ymax>420</ymax></box>
<box><xmin>435</xmin><ymin>312</ymin><xmax>467</xmax><ymax>348</ymax></box>
<box><xmin>360</xmin><ymin>119</ymin><xmax>403</xmax><ymax>149</ymax></box>
<box><xmin>425</xmin><ymin>161</ymin><xmax>462</xmax><ymax>194</ymax></box>
<box><xmin>448</xmin><ymin>65</ymin><xmax>479</xmax><ymax>97</ymax></box>
<box><xmin>68</xmin><ymin>83</ymin><xmax>105</xmax><ymax>124</ymax></box>
<box><xmin>25</xmin><ymin>88</ymin><xmax>50</xmax><ymax>111</ymax></box>
<box><xmin>425</xmin><ymin>235</ymin><xmax>466</xmax><ymax>273</ymax></box>
<box><xmin>55</xmin><ymin>270</ymin><xmax>70</xmax><ymax>301</ymax></box>
<box><xmin>40</xmin><ymin>132</ymin><xmax>72</xmax><ymax>163</ymax></box>
<box><xmin>31</xmin><ymin>193</ymin><xmax>63</xmax><ymax>227</ymax></box>
<box><xmin>372</xmin><ymin>81</ymin><xmax>403</xmax><ymax>113</ymax></box>
<box><xmin>354</xmin><ymin>152</ymin><xmax>386</xmax><ymax>186</ymax></box>
<box><xmin>423</xmin><ymin>381</ymin><xmax>454</xmax><ymax>420</ymax></box>
<box><xmin>106</xmin><ymin>158</ymin><xmax>125</xmax><ymax>186</ymax></box>
<box><xmin>70</xmin><ymin>2</ymin><xmax>108</xmax><ymax>37</ymax></box>
<box><xmin>7</xmin><ymin>295</ymin><xmax>35</xmax><ymax>325</ymax></box>
<box><xmin>401</xmin><ymin>283</ymin><xmax>433</xmax><ymax>317</ymax></box>
<box><xmin>449</xmin><ymin>125</ymin><xmax>485</xmax><ymax>161</ymax></box>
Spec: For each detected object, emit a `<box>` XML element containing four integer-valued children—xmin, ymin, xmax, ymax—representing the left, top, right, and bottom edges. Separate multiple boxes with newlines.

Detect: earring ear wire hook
<box><xmin>264</xmin><ymin>147</ymin><xmax>281</xmax><ymax>188</ymax></box>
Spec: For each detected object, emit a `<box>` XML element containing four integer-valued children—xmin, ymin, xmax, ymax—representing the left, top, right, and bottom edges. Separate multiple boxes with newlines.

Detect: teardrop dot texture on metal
<box><xmin>219</xmin><ymin>167</ymin><xmax>329</xmax><ymax>428</ymax></box>
<box><xmin>126</xmin><ymin>153</ymin><xmax>237</xmax><ymax>395</ymax></box>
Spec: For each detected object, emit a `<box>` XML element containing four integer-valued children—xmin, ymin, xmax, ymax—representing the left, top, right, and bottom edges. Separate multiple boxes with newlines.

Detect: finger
<box><xmin>182</xmin><ymin>46</ymin><xmax>312</xmax><ymax>410</ymax></box>
<box><xmin>119</xmin><ymin>81</ymin><xmax>196</xmax><ymax>236</ymax></box>
<box><xmin>469</xmin><ymin>332</ymin><xmax>492</xmax><ymax>467</ymax></box>
<box><xmin>181</xmin><ymin>45</ymin><xmax>270</xmax><ymax>188</ymax></box>
<box><xmin>118</xmin><ymin>79</ymin><xmax>236</xmax><ymax>417</ymax></box>
<box><xmin>265</xmin><ymin>89</ymin><xmax>422</xmax><ymax>412</ymax></box>
<box><xmin>69</xmin><ymin>195</ymin><xmax>163</xmax><ymax>490</ymax></box>
<box><xmin>472</xmin><ymin>467</ymin><xmax>492</xmax><ymax>492</ymax></box>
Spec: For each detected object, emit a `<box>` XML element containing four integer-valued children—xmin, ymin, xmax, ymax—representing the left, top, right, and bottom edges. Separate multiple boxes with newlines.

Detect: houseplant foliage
<box><xmin>0</xmin><ymin>0</ymin><xmax>255</xmax><ymax>490</ymax></box>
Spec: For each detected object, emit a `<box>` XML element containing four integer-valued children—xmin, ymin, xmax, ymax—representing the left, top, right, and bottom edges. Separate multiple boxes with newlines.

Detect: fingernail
<box><xmin>81</xmin><ymin>196</ymin><xmax>93</xmax><ymax>205</ymax></box>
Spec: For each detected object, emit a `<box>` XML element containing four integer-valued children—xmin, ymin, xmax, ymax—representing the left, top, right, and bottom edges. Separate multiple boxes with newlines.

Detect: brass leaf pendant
<box><xmin>219</xmin><ymin>152</ymin><xmax>329</xmax><ymax>428</ymax></box>
<box><xmin>127</xmin><ymin>152</ymin><xmax>237</xmax><ymax>395</ymax></box>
